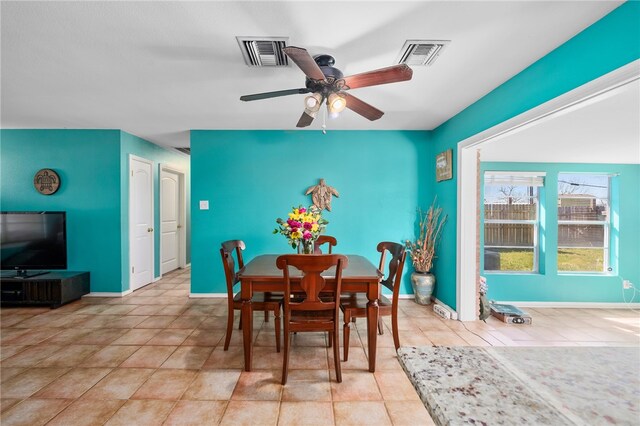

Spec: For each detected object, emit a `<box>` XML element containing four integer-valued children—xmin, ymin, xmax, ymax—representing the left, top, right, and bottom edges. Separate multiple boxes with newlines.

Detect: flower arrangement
<box><xmin>273</xmin><ymin>205</ymin><xmax>328</xmax><ymax>253</ymax></box>
<box><xmin>405</xmin><ymin>199</ymin><xmax>447</xmax><ymax>273</ymax></box>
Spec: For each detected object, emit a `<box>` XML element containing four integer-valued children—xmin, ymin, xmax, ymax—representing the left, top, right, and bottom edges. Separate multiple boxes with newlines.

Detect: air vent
<box><xmin>396</xmin><ymin>40</ymin><xmax>450</xmax><ymax>66</ymax></box>
<box><xmin>174</xmin><ymin>147</ymin><xmax>190</xmax><ymax>155</ymax></box>
<box><xmin>236</xmin><ymin>37</ymin><xmax>289</xmax><ymax>67</ymax></box>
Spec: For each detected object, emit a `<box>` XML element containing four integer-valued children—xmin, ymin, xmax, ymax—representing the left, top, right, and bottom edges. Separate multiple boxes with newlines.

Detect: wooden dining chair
<box><xmin>314</xmin><ymin>235</ymin><xmax>337</xmax><ymax>254</ymax></box>
<box><xmin>220</xmin><ymin>240</ymin><xmax>282</xmax><ymax>352</ymax></box>
<box><xmin>340</xmin><ymin>241</ymin><xmax>406</xmax><ymax>361</ymax></box>
<box><xmin>276</xmin><ymin>254</ymin><xmax>348</xmax><ymax>385</ymax></box>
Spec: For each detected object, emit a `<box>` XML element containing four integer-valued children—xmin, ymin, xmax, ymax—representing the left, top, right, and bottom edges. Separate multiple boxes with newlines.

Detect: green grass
<box><xmin>557</xmin><ymin>248</ymin><xmax>604</xmax><ymax>272</ymax></box>
<box><xmin>497</xmin><ymin>249</ymin><xmax>534</xmax><ymax>271</ymax></box>
<box><xmin>490</xmin><ymin>248</ymin><xmax>604</xmax><ymax>272</ymax></box>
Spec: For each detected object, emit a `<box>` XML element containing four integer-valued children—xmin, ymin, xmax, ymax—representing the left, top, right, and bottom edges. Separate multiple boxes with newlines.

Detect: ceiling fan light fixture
<box><xmin>327</xmin><ymin>93</ymin><xmax>346</xmax><ymax>113</ymax></box>
<box><xmin>304</xmin><ymin>93</ymin><xmax>322</xmax><ymax>112</ymax></box>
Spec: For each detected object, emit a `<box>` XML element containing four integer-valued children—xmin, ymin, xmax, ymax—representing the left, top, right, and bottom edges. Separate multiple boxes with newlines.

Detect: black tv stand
<box><xmin>0</xmin><ymin>271</ymin><xmax>90</xmax><ymax>308</ymax></box>
<box><xmin>3</xmin><ymin>270</ymin><xmax>50</xmax><ymax>279</ymax></box>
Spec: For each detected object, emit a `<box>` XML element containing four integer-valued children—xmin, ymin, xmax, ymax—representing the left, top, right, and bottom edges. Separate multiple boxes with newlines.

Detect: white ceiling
<box><xmin>0</xmin><ymin>1</ymin><xmax>622</xmax><ymax>149</ymax></box>
<box><xmin>480</xmin><ymin>79</ymin><xmax>640</xmax><ymax>164</ymax></box>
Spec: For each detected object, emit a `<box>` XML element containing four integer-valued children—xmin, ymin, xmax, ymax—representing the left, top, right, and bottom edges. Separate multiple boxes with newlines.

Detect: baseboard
<box><xmin>500</xmin><ymin>301</ymin><xmax>640</xmax><ymax>308</ymax></box>
<box><xmin>183</xmin><ymin>263</ymin><xmax>191</xmax><ymax>269</ymax></box>
<box><xmin>83</xmin><ymin>289</ymin><xmax>133</xmax><ymax>298</ymax></box>
<box><xmin>189</xmin><ymin>293</ymin><xmax>226</xmax><ymax>298</ymax></box>
<box><xmin>397</xmin><ymin>294</ymin><xmax>415</xmax><ymax>299</ymax></box>
<box><xmin>153</xmin><ymin>276</ymin><xmax>161</xmax><ymax>283</ymax></box>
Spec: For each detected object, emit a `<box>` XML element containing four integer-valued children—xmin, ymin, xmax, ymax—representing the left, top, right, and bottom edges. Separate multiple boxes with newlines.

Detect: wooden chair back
<box><xmin>276</xmin><ymin>254</ymin><xmax>348</xmax><ymax>327</ymax></box>
<box><xmin>314</xmin><ymin>235</ymin><xmax>338</xmax><ymax>254</ymax></box>
<box><xmin>376</xmin><ymin>241</ymin><xmax>407</xmax><ymax>304</ymax></box>
<box><xmin>220</xmin><ymin>240</ymin><xmax>245</xmax><ymax>299</ymax></box>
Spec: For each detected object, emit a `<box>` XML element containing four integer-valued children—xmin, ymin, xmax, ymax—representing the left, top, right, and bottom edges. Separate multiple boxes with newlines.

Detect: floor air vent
<box><xmin>396</xmin><ymin>40</ymin><xmax>450</xmax><ymax>66</ymax></box>
<box><xmin>174</xmin><ymin>147</ymin><xmax>190</xmax><ymax>155</ymax></box>
<box><xmin>236</xmin><ymin>37</ymin><xmax>289</xmax><ymax>67</ymax></box>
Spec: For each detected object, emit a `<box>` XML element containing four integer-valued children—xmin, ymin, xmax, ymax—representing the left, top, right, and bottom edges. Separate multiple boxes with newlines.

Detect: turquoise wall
<box><xmin>0</xmin><ymin>129</ymin><xmax>190</xmax><ymax>293</ymax></box>
<box><xmin>428</xmin><ymin>2</ymin><xmax>640</xmax><ymax>309</ymax></box>
<box><xmin>0</xmin><ymin>129</ymin><xmax>122</xmax><ymax>292</ymax></box>
<box><xmin>119</xmin><ymin>131</ymin><xmax>191</xmax><ymax>289</ymax></box>
<box><xmin>190</xmin><ymin>130</ymin><xmax>430</xmax><ymax>295</ymax></box>
<box><xmin>481</xmin><ymin>162</ymin><xmax>640</xmax><ymax>302</ymax></box>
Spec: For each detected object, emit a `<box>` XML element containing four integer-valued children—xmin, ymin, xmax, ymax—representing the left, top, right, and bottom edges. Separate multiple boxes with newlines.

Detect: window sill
<box><xmin>557</xmin><ymin>272</ymin><xmax>615</xmax><ymax>277</ymax></box>
<box><xmin>483</xmin><ymin>271</ymin><xmax>540</xmax><ymax>276</ymax></box>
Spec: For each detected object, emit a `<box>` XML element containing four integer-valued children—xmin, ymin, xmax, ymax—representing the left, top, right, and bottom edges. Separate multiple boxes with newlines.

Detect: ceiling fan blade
<box><xmin>342</xmin><ymin>93</ymin><xmax>384</xmax><ymax>121</ymax></box>
<box><xmin>240</xmin><ymin>88</ymin><xmax>310</xmax><ymax>102</ymax></box>
<box><xmin>296</xmin><ymin>111</ymin><xmax>315</xmax><ymax>127</ymax></box>
<box><xmin>342</xmin><ymin>64</ymin><xmax>413</xmax><ymax>90</ymax></box>
<box><xmin>282</xmin><ymin>46</ymin><xmax>326</xmax><ymax>81</ymax></box>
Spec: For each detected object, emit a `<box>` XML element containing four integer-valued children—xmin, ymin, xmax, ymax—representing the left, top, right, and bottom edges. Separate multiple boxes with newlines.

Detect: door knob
<box><xmin>177</xmin><ymin>225</ymin><xmax>182</xmax><ymax>229</ymax></box>
<box><xmin>148</xmin><ymin>227</ymin><xmax>153</xmax><ymax>232</ymax></box>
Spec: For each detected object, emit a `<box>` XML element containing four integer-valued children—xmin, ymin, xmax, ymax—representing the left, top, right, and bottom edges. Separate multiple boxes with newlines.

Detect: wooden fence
<box><xmin>484</xmin><ymin>204</ymin><xmax>606</xmax><ymax>246</ymax></box>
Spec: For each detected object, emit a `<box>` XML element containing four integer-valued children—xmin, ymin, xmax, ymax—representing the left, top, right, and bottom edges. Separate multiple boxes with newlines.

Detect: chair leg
<box><xmin>282</xmin><ymin>326</ymin><xmax>290</xmax><ymax>385</ymax></box>
<box><xmin>343</xmin><ymin>310</ymin><xmax>351</xmax><ymax>362</ymax></box>
<box><xmin>264</xmin><ymin>310</ymin><xmax>270</xmax><ymax>322</ymax></box>
<box><xmin>392</xmin><ymin>312</ymin><xmax>400</xmax><ymax>351</ymax></box>
<box><xmin>333</xmin><ymin>329</ymin><xmax>342</xmax><ymax>383</ymax></box>
<box><xmin>378</xmin><ymin>317</ymin><xmax>384</xmax><ymax>335</ymax></box>
<box><xmin>238</xmin><ymin>314</ymin><xmax>243</xmax><ymax>330</ymax></box>
<box><xmin>274</xmin><ymin>307</ymin><xmax>281</xmax><ymax>353</ymax></box>
<box><xmin>328</xmin><ymin>332</ymin><xmax>332</xmax><ymax>348</ymax></box>
<box><xmin>224</xmin><ymin>308</ymin><xmax>234</xmax><ymax>351</ymax></box>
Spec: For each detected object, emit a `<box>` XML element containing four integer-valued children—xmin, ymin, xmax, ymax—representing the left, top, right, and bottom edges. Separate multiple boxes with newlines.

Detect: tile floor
<box><xmin>1</xmin><ymin>269</ymin><xmax>639</xmax><ymax>425</ymax></box>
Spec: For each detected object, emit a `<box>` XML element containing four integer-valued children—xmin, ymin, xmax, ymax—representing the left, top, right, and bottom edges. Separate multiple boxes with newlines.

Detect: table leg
<box><xmin>366</xmin><ymin>298</ymin><xmax>379</xmax><ymax>372</ymax></box>
<box><xmin>242</xmin><ymin>299</ymin><xmax>253</xmax><ymax>371</ymax></box>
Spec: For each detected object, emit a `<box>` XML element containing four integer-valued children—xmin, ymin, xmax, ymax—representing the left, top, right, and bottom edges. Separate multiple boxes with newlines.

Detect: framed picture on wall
<box><xmin>436</xmin><ymin>149</ymin><xmax>452</xmax><ymax>182</ymax></box>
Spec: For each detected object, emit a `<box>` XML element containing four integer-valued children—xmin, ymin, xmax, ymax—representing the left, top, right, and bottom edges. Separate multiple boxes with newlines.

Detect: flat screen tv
<box><xmin>0</xmin><ymin>211</ymin><xmax>67</xmax><ymax>278</ymax></box>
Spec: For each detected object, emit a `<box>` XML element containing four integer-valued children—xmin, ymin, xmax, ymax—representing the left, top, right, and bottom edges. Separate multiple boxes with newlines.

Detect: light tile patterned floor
<box><xmin>1</xmin><ymin>269</ymin><xmax>639</xmax><ymax>425</ymax></box>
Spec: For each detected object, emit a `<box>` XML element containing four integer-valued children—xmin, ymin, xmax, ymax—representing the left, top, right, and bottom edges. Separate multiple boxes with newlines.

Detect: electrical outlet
<box><xmin>623</xmin><ymin>280</ymin><xmax>632</xmax><ymax>289</ymax></box>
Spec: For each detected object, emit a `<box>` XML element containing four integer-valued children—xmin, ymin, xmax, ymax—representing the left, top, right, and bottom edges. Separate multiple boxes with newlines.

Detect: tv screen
<box><xmin>0</xmin><ymin>211</ymin><xmax>67</xmax><ymax>272</ymax></box>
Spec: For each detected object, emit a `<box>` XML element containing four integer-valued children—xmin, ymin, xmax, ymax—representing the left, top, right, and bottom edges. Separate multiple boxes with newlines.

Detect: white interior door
<box><xmin>161</xmin><ymin>169</ymin><xmax>181</xmax><ymax>274</ymax></box>
<box><xmin>130</xmin><ymin>156</ymin><xmax>154</xmax><ymax>291</ymax></box>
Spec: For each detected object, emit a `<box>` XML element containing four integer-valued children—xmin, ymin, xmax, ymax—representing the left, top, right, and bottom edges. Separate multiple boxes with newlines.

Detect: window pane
<box><xmin>484</xmin><ymin>224</ymin><xmax>534</xmax><ymax>247</ymax></box>
<box><xmin>484</xmin><ymin>185</ymin><xmax>537</xmax><ymax>220</ymax></box>
<box><xmin>558</xmin><ymin>173</ymin><xmax>609</xmax><ymax>221</ymax></box>
<box><xmin>558</xmin><ymin>224</ymin><xmax>604</xmax><ymax>248</ymax></box>
<box><xmin>558</xmin><ymin>248</ymin><xmax>605</xmax><ymax>272</ymax></box>
<box><xmin>558</xmin><ymin>197</ymin><xmax>608</xmax><ymax>221</ymax></box>
<box><xmin>484</xmin><ymin>248</ymin><xmax>534</xmax><ymax>271</ymax></box>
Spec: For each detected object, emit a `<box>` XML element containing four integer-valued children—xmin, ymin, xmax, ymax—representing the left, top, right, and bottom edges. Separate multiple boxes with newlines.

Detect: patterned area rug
<box><xmin>398</xmin><ymin>346</ymin><xmax>640</xmax><ymax>425</ymax></box>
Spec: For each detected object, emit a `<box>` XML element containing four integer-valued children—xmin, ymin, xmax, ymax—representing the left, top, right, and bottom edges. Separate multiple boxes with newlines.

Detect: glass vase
<box><xmin>301</xmin><ymin>239</ymin><xmax>314</xmax><ymax>254</ymax></box>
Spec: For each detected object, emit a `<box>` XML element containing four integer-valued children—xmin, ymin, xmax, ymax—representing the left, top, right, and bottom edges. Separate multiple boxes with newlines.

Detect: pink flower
<box><xmin>303</xmin><ymin>222</ymin><xmax>312</xmax><ymax>230</ymax></box>
<box><xmin>303</xmin><ymin>231</ymin><xmax>312</xmax><ymax>240</ymax></box>
<box><xmin>299</xmin><ymin>207</ymin><xmax>306</xmax><ymax>213</ymax></box>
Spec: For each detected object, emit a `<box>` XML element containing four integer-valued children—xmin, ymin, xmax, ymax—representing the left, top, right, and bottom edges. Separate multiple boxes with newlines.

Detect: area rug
<box><xmin>398</xmin><ymin>346</ymin><xmax>640</xmax><ymax>425</ymax></box>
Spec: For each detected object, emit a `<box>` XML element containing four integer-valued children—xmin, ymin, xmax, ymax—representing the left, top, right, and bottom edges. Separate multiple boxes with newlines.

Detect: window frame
<box><xmin>557</xmin><ymin>174</ymin><xmax>611</xmax><ymax>274</ymax></box>
<box><xmin>483</xmin><ymin>183</ymin><xmax>541</xmax><ymax>274</ymax></box>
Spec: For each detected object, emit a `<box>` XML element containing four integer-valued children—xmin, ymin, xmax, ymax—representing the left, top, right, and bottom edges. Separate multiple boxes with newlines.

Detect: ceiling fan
<box><xmin>240</xmin><ymin>46</ymin><xmax>413</xmax><ymax>128</ymax></box>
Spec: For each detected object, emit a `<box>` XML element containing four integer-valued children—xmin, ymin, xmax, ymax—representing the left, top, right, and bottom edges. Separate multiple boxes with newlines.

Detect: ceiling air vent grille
<box><xmin>236</xmin><ymin>37</ymin><xmax>289</xmax><ymax>67</ymax></box>
<box><xmin>175</xmin><ymin>147</ymin><xmax>190</xmax><ymax>155</ymax></box>
<box><xmin>396</xmin><ymin>40</ymin><xmax>450</xmax><ymax>66</ymax></box>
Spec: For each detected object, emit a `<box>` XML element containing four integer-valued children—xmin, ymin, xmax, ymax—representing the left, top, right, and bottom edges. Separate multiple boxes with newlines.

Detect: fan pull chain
<box><xmin>322</xmin><ymin>107</ymin><xmax>327</xmax><ymax>134</ymax></box>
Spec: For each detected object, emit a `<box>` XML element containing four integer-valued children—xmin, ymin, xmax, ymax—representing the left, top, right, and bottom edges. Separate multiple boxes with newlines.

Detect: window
<box><xmin>483</xmin><ymin>172</ymin><xmax>544</xmax><ymax>272</ymax></box>
<box><xmin>557</xmin><ymin>173</ymin><xmax>610</xmax><ymax>273</ymax></box>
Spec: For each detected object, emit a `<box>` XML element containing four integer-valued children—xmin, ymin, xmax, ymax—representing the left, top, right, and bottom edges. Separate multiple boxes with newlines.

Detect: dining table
<box><xmin>237</xmin><ymin>254</ymin><xmax>383</xmax><ymax>372</ymax></box>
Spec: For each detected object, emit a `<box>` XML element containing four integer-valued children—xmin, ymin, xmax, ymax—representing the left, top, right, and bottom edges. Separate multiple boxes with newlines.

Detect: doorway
<box><xmin>129</xmin><ymin>155</ymin><xmax>154</xmax><ymax>291</ymax></box>
<box><xmin>160</xmin><ymin>164</ymin><xmax>186</xmax><ymax>275</ymax></box>
<box><xmin>455</xmin><ymin>61</ymin><xmax>639</xmax><ymax>321</ymax></box>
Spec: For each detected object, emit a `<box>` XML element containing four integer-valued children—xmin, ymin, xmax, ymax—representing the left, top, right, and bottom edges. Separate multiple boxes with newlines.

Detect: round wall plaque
<box><xmin>33</xmin><ymin>169</ymin><xmax>61</xmax><ymax>195</ymax></box>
